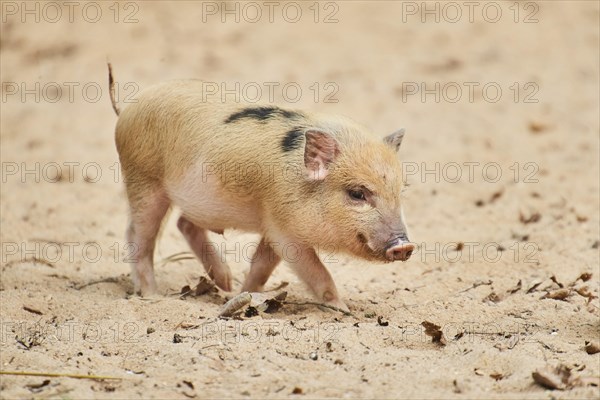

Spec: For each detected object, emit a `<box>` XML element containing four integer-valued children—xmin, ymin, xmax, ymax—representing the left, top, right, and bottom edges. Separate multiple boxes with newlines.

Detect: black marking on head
<box><xmin>282</xmin><ymin>127</ymin><xmax>305</xmax><ymax>152</ymax></box>
<box><xmin>224</xmin><ymin>106</ymin><xmax>302</xmax><ymax>124</ymax></box>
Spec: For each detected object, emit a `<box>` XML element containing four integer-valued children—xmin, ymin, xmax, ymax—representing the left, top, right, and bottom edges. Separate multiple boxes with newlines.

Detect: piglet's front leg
<box><xmin>273</xmin><ymin>235</ymin><xmax>349</xmax><ymax>313</ymax></box>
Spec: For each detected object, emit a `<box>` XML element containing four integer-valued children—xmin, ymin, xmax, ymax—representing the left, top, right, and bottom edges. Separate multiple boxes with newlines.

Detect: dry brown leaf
<box><xmin>489</xmin><ymin>189</ymin><xmax>504</xmax><ymax>203</ymax></box>
<box><xmin>421</xmin><ymin>321</ymin><xmax>446</xmax><ymax>345</ymax></box>
<box><xmin>532</xmin><ymin>372</ymin><xmax>565</xmax><ymax>390</ymax></box>
<box><xmin>584</xmin><ymin>341</ymin><xmax>600</xmax><ymax>355</ymax></box>
<box><xmin>244</xmin><ymin>306</ymin><xmax>259</xmax><ymax>318</ymax></box>
<box><xmin>194</xmin><ymin>276</ymin><xmax>216</xmax><ymax>296</ymax></box>
<box><xmin>527</xmin><ymin>281</ymin><xmax>542</xmax><ymax>293</ymax></box>
<box><xmin>180</xmin><ymin>285</ymin><xmax>192</xmax><ymax>296</ymax></box>
<box><xmin>452</xmin><ymin>379</ymin><xmax>463</xmax><ymax>393</ymax></box>
<box><xmin>520</xmin><ymin>211</ymin><xmax>541</xmax><ymax>224</ymax></box>
<box><xmin>575</xmin><ymin>286</ymin><xmax>597</xmax><ymax>301</ymax></box>
<box><xmin>251</xmin><ymin>291</ymin><xmax>287</xmax><ymax>313</ymax></box>
<box><xmin>16</xmin><ymin>329</ymin><xmax>44</xmax><ymax>349</ymax></box>
<box><xmin>533</xmin><ymin>364</ymin><xmax>599</xmax><ymax>390</ymax></box>
<box><xmin>262</xmin><ymin>296</ymin><xmax>286</xmax><ymax>313</ymax></box>
<box><xmin>528</xmin><ymin>121</ymin><xmax>549</xmax><ymax>133</ymax></box>
<box><xmin>576</xmin><ymin>272</ymin><xmax>593</xmax><ymax>283</ymax></box>
<box><xmin>268</xmin><ymin>292</ymin><xmax>287</xmax><ymax>312</ymax></box>
<box><xmin>507</xmin><ymin>280</ymin><xmax>523</xmax><ymax>294</ymax></box>
<box><xmin>571</xmin><ymin>376</ymin><xmax>599</xmax><ymax>387</ymax></box>
<box><xmin>532</xmin><ymin>365</ymin><xmax>571</xmax><ymax>390</ymax></box>
<box><xmin>550</xmin><ymin>275</ymin><xmax>565</xmax><ymax>288</ymax></box>
<box><xmin>490</xmin><ymin>372</ymin><xmax>504</xmax><ymax>381</ymax></box>
<box><xmin>25</xmin><ymin>379</ymin><xmax>51</xmax><ymax>393</ymax></box>
<box><xmin>180</xmin><ymin>277</ymin><xmax>217</xmax><ymax>298</ymax></box>
<box><xmin>484</xmin><ymin>291</ymin><xmax>503</xmax><ymax>303</ymax></box>
<box><xmin>495</xmin><ymin>334</ymin><xmax>519</xmax><ymax>351</ymax></box>
<box><xmin>543</xmin><ymin>289</ymin><xmax>571</xmax><ymax>301</ymax></box>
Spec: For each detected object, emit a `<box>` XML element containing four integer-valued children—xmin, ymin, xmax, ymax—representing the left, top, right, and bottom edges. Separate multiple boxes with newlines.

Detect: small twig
<box><xmin>29</xmin><ymin>238</ymin><xmax>63</xmax><ymax>245</ymax></box>
<box><xmin>135</xmin><ymin>298</ymin><xmax>163</xmax><ymax>303</ymax></box>
<box><xmin>157</xmin><ymin>252</ymin><xmax>196</xmax><ymax>268</ymax></box>
<box><xmin>264</xmin><ymin>281</ymin><xmax>289</xmax><ymax>292</ymax></box>
<box><xmin>284</xmin><ymin>301</ymin><xmax>354</xmax><ymax>317</ymax></box>
<box><xmin>459</xmin><ymin>280</ymin><xmax>493</xmax><ymax>293</ymax></box>
<box><xmin>177</xmin><ymin>288</ymin><xmax>194</xmax><ymax>299</ymax></box>
<box><xmin>469</xmin><ymin>331</ymin><xmax>519</xmax><ymax>336</ymax></box>
<box><xmin>73</xmin><ymin>277</ymin><xmax>119</xmax><ymax>290</ymax></box>
<box><xmin>0</xmin><ymin>370</ymin><xmax>122</xmax><ymax>381</ymax></box>
<box><xmin>107</xmin><ymin>62</ymin><xmax>120</xmax><ymax>116</ymax></box>
<box><xmin>4</xmin><ymin>257</ymin><xmax>55</xmax><ymax>269</ymax></box>
<box><xmin>23</xmin><ymin>306</ymin><xmax>43</xmax><ymax>315</ymax></box>
<box><xmin>359</xmin><ymin>341</ymin><xmax>372</xmax><ymax>350</ymax></box>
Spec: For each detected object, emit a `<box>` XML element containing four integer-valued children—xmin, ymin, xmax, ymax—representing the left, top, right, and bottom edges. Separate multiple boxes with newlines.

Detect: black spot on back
<box><xmin>224</xmin><ymin>106</ymin><xmax>302</xmax><ymax>124</ymax></box>
<box><xmin>282</xmin><ymin>127</ymin><xmax>305</xmax><ymax>152</ymax></box>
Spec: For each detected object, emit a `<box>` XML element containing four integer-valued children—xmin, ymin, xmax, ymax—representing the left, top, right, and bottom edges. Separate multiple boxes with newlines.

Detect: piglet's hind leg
<box><xmin>241</xmin><ymin>238</ymin><xmax>281</xmax><ymax>293</ymax></box>
<box><xmin>126</xmin><ymin>191</ymin><xmax>170</xmax><ymax>297</ymax></box>
<box><xmin>177</xmin><ymin>216</ymin><xmax>233</xmax><ymax>291</ymax></box>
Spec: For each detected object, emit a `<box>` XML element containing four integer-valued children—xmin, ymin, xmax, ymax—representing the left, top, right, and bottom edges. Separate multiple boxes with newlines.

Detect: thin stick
<box><xmin>284</xmin><ymin>301</ymin><xmax>355</xmax><ymax>317</ymax></box>
<box><xmin>0</xmin><ymin>370</ymin><xmax>122</xmax><ymax>380</ymax></box>
<box><xmin>264</xmin><ymin>281</ymin><xmax>289</xmax><ymax>292</ymax></box>
<box><xmin>74</xmin><ymin>277</ymin><xmax>119</xmax><ymax>290</ymax></box>
<box><xmin>157</xmin><ymin>252</ymin><xmax>196</xmax><ymax>268</ymax></box>
<box><xmin>459</xmin><ymin>280</ymin><xmax>493</xmax><ymax>293</ymax></box>
<box><xmin>107</xmin><ymin>62</ymin><xmax>120</xmax><ymax>116</ymax></box>
<box><xmin>4</xmin><ymin>257</ymin><xmax>55</xmax><ymax>269</ymax></box>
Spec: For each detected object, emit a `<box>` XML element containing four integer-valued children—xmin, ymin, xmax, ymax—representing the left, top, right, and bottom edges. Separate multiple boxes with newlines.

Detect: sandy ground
<box><xmin>1</xmin><ymin>1</ymin><xmax>599</xmax><ymax>399</ymax></box>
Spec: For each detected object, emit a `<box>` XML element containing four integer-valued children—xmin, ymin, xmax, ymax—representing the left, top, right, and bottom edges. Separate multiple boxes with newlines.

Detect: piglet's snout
<box><xmin>385</xmin><ymin>241</ymin><xmax>415</xmax><ymax>262</ymax></box>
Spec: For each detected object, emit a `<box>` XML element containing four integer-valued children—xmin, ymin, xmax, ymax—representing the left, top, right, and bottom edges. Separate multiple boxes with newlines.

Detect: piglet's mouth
<box><xmin>357</xmin><ymin>233</ymin><xmax>396</xmax><ymax>262</ymax></box>
<box><xmin>356</xmin><ymin>233</ymin><xmax>380</xmax><ymax>259</ymax></box>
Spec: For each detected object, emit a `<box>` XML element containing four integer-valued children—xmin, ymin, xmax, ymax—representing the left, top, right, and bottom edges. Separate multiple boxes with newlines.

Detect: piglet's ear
<box><xmin>383</xmin><ymin>128</ymin><xmax>406</xmax><ymax>152</ymax></box>
<box><xmin>304</xmin><ymin>130</ymin><xmax>339</xmax><ymax>181</ymax></box>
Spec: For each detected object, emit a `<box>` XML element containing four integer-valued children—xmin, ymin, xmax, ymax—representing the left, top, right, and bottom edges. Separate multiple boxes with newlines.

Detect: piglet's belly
<box><xmin>166</xmin><ymin>167</ymin><xmax>262</xmax><ymax>232</ymax></box>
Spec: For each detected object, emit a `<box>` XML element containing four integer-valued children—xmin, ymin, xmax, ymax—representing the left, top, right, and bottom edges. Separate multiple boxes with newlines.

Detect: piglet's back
<box><xmin>115</xmin><ymin>80</ymin><xmax>306</xmax><ymax>185</ymax></box>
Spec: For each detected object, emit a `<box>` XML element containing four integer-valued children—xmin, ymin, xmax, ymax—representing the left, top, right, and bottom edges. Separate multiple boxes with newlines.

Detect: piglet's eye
<box><xmin>348</xmin><ymin>189</ymin><xmax>366</xmax><ymax>201</ymax></box>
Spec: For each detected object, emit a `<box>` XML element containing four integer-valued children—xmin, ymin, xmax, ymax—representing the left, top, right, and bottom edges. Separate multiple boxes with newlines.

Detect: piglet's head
<box><xmin>302</xmin><ymin>128</ymin><xmax>413</xmax><ymax>263</ymax></box>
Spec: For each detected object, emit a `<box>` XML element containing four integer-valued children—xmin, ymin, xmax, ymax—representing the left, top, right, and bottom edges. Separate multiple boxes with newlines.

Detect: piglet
<box><xmin>110</xmin><ymin>69</ymin><xmax>413</xmax><ymax>312</ymax></box>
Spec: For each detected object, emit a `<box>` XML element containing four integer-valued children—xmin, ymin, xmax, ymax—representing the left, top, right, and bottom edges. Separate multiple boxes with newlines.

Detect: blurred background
<box><xmin>2</xmin><ymin>0</ymin><xmax>598</xmax><ymax>270</ymax></box>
